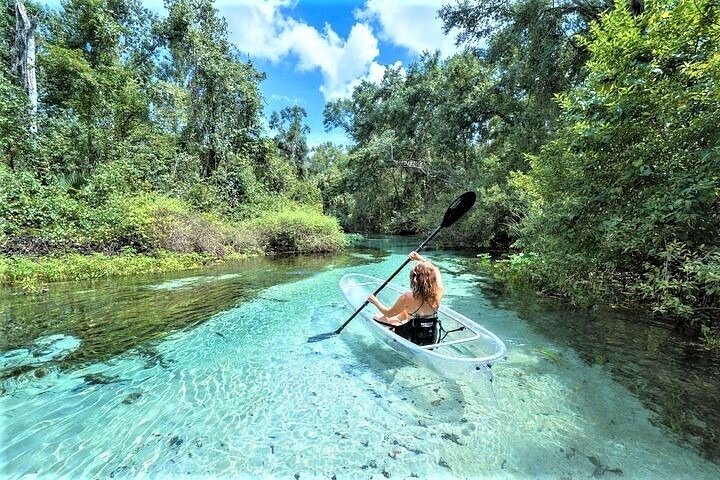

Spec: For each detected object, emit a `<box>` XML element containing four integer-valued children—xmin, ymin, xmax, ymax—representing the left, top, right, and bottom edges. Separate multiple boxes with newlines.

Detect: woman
<box><xmin>367</xmin><ymin>251</ymin><xmax>444</xmax><ymax>346</ymax></box>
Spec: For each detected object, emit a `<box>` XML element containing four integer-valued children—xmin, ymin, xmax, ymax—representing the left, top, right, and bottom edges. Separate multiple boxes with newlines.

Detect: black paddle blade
<box><xmin>441</xmin><ymin>191</ymin><xmax>476</xmax><ymax>228</ymax></box>
<box><xmin>307</xmin><ymin>331</ymin><xmax>338</xmax><ymax>343</ymax></box>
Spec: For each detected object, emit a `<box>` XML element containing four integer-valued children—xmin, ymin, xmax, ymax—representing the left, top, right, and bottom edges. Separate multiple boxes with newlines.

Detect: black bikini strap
<box><xmin>409</xmin><ymin>299</ymin><xmax>425</xmax><ymax>316</ymax></box>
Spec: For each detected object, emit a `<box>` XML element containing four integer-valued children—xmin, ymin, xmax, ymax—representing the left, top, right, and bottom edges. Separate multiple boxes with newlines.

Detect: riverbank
<box><xmin>0</xmin><ymin>252</ymin><xmax>243</xmax><ymax>294</ymax></box>
<box><xmin>1</xmin><ymin>228</ymin><xmax>348</xmax><ymax>295</ymax></box>
<box><xmin>1</xmin><ymin>196</ymin><xmax>348</xmax><ymax>293</ymax></box>
<box><xmin>473</xmin><ymin>253</ymin><xmax>720</xmax><ymax>348</ymax></box>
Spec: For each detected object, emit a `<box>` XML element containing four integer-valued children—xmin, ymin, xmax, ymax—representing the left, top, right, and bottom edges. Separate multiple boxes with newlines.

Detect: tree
<box><xmin>516</xmin><ymin>0</ymin><xmax>720</xmax><ymax>324</ymax></box>
<box><xmin>10</xmin><ymin>0</ymin><xmax>36</xmax><ymax>133</ymax></box>
<box><xmin>160</xmin><ymin>0</ymin><xmax>264</xmax><ymax>178</ymax></box>
<box><xmin>269</xmin><ymin>105</ymin><xmax>310</xmax><ymax>178</ymax></box>
<box><xmin>2</xmin><ymin>0</ymin><xmax>33</xmax><ymax>169</ymax></box>
<box><xmin>38</xmin><ymin>0</ymin><xmax>158</xmax><ymax>170</ymax></box>
<box><xmin>308</xmin><ymin>142</ymin><xmax>350</xmax><ymax>216</ymax></box>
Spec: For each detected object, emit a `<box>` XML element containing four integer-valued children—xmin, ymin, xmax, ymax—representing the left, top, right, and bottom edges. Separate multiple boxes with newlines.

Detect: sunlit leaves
<box><xmin>517</xmin><ymin>0</ymin><xmax>720</xmax><ymax>326</ymax></box>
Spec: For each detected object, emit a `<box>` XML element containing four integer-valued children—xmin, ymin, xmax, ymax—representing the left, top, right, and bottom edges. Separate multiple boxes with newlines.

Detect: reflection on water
<box><xmin>461</xmin><ymin>259</ymin><xmax>720</xmax><ymax>463</ymax></box>
<box><xmin>0</xmin><ymin>248</ymin><xmax>386</xmax><ymax>378</ymax></box>
<box><xmin>0</xmin><ymin>239</ymin><xmax>718</xmax><ymax>479</ymax></box>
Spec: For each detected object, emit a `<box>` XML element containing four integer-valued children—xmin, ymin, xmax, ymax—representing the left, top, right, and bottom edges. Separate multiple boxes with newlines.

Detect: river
<box><xmin>1</xmin><ymin>237</ymin><xmax>718</xmax><ymax>478</ymax></box>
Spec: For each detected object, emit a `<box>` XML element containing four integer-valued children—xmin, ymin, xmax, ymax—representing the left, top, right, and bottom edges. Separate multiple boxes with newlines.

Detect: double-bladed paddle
<box><xmin>307</xmin><ymin>191</ymin><xmax>477</xmax><ymax>343</ymax></box>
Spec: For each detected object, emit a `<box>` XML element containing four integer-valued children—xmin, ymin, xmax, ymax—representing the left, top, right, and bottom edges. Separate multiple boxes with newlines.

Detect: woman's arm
<box><xmin>368</xmin><ymin>292</ymin><xmax>411</xmax><ymax>317</ymax></box>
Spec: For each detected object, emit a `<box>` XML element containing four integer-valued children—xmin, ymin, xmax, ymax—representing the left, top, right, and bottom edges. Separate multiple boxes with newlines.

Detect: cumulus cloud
<box><xmin>356</xmin><ymin>0</ymin><xmax>460</xmax><ymax>57</ymax></box>
<box><xmin>221</xmin><ymin>0</ymin><xmax>382</xmax><ymax>101</ymax></box>
<box><xmin>216</xmin><ymin>1</ymin><xmax>455</xmax><ymax>101</ymax></box>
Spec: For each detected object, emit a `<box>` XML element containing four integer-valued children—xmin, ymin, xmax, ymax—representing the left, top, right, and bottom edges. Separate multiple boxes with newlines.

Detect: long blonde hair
<box><xmin>409</xmin><ymin>261</ymin><xmax>443</xmax><ymax>309</ymax></box>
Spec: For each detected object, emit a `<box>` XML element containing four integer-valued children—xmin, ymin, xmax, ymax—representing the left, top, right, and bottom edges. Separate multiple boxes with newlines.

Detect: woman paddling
<box><xmin>367</xmin><ymin>251</ymin><xmax>444</xmax><ymax>346</ymax></box>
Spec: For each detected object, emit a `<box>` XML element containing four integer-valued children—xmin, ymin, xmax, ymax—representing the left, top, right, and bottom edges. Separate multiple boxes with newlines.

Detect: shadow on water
<box><xmin>0</xmin><ymin>246</ymin><xmax>389</xmax><ymax>381</ymax></box>
<box><xmin>456</xmin><ymin>259</ymin><xmax>720</xmax><ymax>463</ymax></box>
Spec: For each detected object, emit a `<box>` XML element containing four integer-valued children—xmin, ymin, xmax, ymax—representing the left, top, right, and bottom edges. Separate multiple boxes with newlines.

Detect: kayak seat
<box><xmin>394</xmin><ymin>314</ymin><xmax>439</xmax><ymax>346</ymax></box>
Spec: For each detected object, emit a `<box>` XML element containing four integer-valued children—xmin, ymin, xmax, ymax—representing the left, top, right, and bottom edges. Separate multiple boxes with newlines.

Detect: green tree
<box><xmin>516</xmin><ymin>0</ymin><xmax>720</xmax><ymax>328</ymax></box>
<box><xmin>160</xmin><ymin>0</ymin><xmax>264</xmax><ymax>178</ymax></box>
<box><xmin>308</xmin><ymin>141</ymin><xmax>351</xmax><ymax>219</ymax></box>
<box><xmin>37</xmin><ymin>0</ymin><xmax>157</xmax><ymax>172</ymax></box>
<box><xmin>269</xmin><ymin>105</ymin><xmax>310</xmax><ymax>178</ymax></box>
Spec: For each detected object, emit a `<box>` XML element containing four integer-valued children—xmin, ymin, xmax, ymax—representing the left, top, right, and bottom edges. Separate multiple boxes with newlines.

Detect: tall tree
<box><xmin>269</xmin><ymin>105</ymin><xmax>310</xmax><ymax>178</ymax></box>
<box><xmin>516</xmin><ymin>0</ymin><xmax>720</xmax><ymax>323</ymax></box>
<box><xmin>2</xmin><ymin>0</ymin><xmax>33</xmax><ymax>169</ymax></box>
<box><xmin>439</xmin><ymin>0</ymin><xmax>608</xmax><ymax>164</ymax></box>
<box><xmin>11</xmin><ymin>0</ymin><xmax>36</xmax><ymax>133</ymax></box>
<box><xmin>160</xmin><ymin>0</ymin><xmax>264</xmax><ymax>178</ymax></box>
<box><xmin>40</xmin><ymin>0</ymin><xmax>158</xmax><ymax>169</ymax></box>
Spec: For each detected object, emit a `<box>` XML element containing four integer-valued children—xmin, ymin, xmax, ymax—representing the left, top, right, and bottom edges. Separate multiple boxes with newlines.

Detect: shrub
<box><xmin>635</xmin><ymin>242</ymin><xmax>720</xmax><ymax>333</ymax></box>
<box><xmin>243</xmin><ymin>205</ymin><xmax>347</xmax><ymax>253</ymax></box>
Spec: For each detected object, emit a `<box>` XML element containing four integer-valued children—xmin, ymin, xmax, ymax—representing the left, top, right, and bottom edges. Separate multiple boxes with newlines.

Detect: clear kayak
<box><xmin>339</xmin><ymin>273</ymin><xmax>507</xmax><ymax>381</ymax></box>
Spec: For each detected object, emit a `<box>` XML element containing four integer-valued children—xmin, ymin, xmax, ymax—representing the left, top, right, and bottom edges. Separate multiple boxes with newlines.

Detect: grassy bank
<box><xmin>1</xmin><ymin>175</ymin><xmax>348</xmax><ymax>291</ymax></box>
<box><xmin>1</xmin><ymin>211</ymin><xmax>346</xmax><ymax>292</ymax></box>
<box><xmin>0</xmin><ymin>252</ymin><xmax>229</xmax><ymax>293</ymax></box>
<box><xmin>1</xmin><ymin>213</ymin><xmax>347</xmax><ymax>292</ymax></box>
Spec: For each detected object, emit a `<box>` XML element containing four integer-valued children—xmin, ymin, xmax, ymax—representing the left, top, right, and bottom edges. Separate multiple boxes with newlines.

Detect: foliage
<box><xmin>322</xmin><ymin>0</ymin><xmax>596</xmax><ymax>241</ymax></box>
<box><xmin>270</xmin><ymin>105</ymin><xmax>310</xmax><ymax>177</ymax></box>
<box><xmin>514</xmin><ymin>0</ymin><xmax>720</xmax><ymax>333</ymax></box>
<box><xmin>438</xmin><ymin>0</ymin><xmax>610</xmax><ymax>46</ymax></box>
<box><xmin>159</xmin><ymin>0</ymin><xmax>264</xmax><ymax>177</ymax></box>
<box><xmin>317</xmin><ymin>0</ymin><xmax>718</xmax><ymax>342</ymax></box>
<box><xmin>0</xmin><ymin>165</ymin><xmax>340</xmax><ymax>258</ymax></box>
<box><xmin>635</xmin><ymin>243</ymin><xmax>720</xmax><ymax>327</ymax></box>
<box><xmin>242</xmin><ymin>206</ymin><xmax>348</xmax><ymax>254</ymax></box>
<box><xmin>0</xmin><ymin>251</ymin><xmax>217</xmax><ymax>290</ymax></box>
<box><xmin>308</xmin><ymin>142</ymin><xmax>354</xmax><ymax>225</ymax></box>
<box><xmin>0</xmin><ymin>74</ymin><xmax>32</xmax><ymax>169</ymax></box>
<box><xmin>0</xmin><ymin>0</ymin><xmax>344</xmax><ymax>270</ymax></box>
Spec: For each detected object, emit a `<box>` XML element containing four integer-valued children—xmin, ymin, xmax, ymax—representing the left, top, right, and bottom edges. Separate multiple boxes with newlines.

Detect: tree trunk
<box><xmin>12</xmin><ymin>0</ymin><xmax>37</xmax><ymax>134</ymax></box>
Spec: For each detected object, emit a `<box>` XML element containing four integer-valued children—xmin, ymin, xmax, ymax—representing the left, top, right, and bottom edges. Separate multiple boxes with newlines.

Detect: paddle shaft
<box><xmin>333</xmin><ymin>225</ymin><xmax>442</xmax><ymax>335</ymax></box>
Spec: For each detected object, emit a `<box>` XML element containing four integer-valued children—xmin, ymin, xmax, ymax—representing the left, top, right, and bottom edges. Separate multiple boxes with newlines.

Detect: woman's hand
<box><xmin>409</xmin><ymin>251</ymin><xmax>425</xmax><ymax>262</ymax></box>
<box><xmin>367</xmin><ymin>294</ymin><xmax>379</xmax><ymax>306</ymax></box>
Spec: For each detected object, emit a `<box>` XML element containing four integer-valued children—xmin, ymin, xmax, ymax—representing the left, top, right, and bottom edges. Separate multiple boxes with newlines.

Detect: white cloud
<box><xmin>221</xmin><ymin>0</ymin><xmax>383</xmax><ymax>101</ymax></box>
<box><xmin>215</xmin><ymin>0</ymin><xmax>452</xmax><ymax>101</ymax></box>
<box><xmin>364</xmin><ymin>60</ymin><xmax>404</xmax><ymax>85</ymax></box>
<box><xmin>357</xmin><ymin>0</ymin><xmax>460</xmax><ymax>57</ymax></box>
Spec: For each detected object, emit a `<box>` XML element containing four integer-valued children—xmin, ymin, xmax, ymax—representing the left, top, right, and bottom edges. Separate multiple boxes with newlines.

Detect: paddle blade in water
<box><xmin>441</xmin><ymin>191</ymin><xmax>476</xmax><ymax>228</ymax></box>
<box><xmin>307</xmin><ymin>331</ymin><xmax>338</xmax><ymax>343</ymax></box>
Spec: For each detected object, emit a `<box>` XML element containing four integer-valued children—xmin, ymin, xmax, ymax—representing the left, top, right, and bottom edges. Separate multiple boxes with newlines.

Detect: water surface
<box><xmin>1</xmin><ymin>238</ymin><xmax>718</xmax><ymax>479</ymax></box>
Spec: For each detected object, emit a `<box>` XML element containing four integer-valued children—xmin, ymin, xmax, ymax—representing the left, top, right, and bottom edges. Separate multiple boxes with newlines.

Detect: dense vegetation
<box><xmin>1</xmin><ymin>0</ymin><xmax>345</xmax><ymax>287</ymax></box>
<box><xmin>1</xmin><ymin>0</ymin><xmax>718</xmax><ymax>342</ymax></box>
<box><xmin>321</xmin><ymin>0</ymin><xmax>719</xmax><ymax>341</ymax></box>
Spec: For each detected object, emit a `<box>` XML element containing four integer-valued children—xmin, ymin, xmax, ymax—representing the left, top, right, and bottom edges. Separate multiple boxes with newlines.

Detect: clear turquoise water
<box><xmin>1</xmin><ymin>239</ymin><xmax>718</xmax><ymax>479</ymax></box>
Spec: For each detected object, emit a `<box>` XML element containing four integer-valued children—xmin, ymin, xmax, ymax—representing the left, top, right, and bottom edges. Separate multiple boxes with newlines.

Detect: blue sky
<box><xmin>40</xmin><ymin>0</ymin><xmax>461</xmax><ymax>146</ymax></box>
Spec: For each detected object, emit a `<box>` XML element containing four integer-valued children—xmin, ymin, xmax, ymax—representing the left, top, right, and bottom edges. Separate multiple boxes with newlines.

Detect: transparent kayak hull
<box><xmin>339</xmin><ymin>274</ymin><xmax>507</xmax><ymax>381</ymax></box>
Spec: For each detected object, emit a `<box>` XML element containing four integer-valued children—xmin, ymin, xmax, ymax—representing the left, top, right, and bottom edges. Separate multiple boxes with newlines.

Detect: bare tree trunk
<box><xmin>12</xmin><ymin>0</ymin><xmax>37</xmax><ymax>134</ymax></box>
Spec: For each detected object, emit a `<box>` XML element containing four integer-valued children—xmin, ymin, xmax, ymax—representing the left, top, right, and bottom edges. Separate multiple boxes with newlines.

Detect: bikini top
<box><xmin>408</xmin><ymin>299</ymin><xmax>438</xmax><ymax>321</ymax></box>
